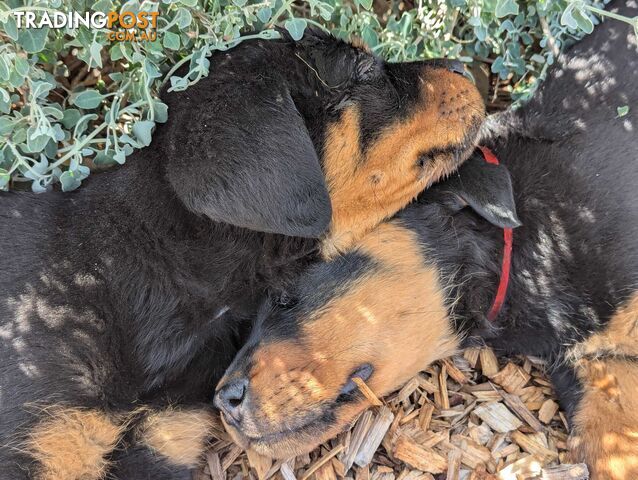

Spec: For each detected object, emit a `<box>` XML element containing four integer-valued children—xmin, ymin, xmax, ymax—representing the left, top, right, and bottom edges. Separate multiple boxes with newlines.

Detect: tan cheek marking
<box><xmin>141</xmin><ymin>409</ymin><xmax>217</xmax><ymax>467</ymax></box>
<box><xmin>322</xmin><ymin>71</ymin><xmax>484</xmax><ymax>257</ymax></box>
<box><xmin>242</xmin><ymin>223</ymin><xmax>459</xmax><ymax>459</ymax></box>
<box><xmin>308</xmin><ymin>222</ymin><xmax>459</xmax><ymax>398</ymax></box>
<box><xmin>26</xmin><ymin>408</ymin><xmax>123</xmax><ymax>480</ymax></box>
<box><xmin>568</xmin><ymin>292</ymin><xmax>638</xmax><ymax>479</ymax></box>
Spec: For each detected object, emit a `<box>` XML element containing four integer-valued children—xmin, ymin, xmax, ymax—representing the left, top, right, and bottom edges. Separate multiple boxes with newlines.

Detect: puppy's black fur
<box><xmin>219</xmin><ymin>1</ymin><xmax>638</xmax><ymax>472</ymax></box>
<box><xmin>0</xmin><ymin>29</ymin><xmax>480</xmax><ymax>479</ymax></box>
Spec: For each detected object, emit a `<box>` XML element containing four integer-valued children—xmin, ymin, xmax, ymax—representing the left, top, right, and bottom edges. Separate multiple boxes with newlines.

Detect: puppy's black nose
<box><xmin>214</xmin><ymin>378</ymin><xmax>248</xmax><ymax>423</ymax></box>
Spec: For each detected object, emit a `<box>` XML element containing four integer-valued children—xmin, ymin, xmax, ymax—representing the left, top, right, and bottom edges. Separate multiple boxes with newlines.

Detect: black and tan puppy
<box><xmin>216</xmin><ymin>3</ymin><xmax>638</xmax><ymax>478</ymax></box>
<box><xmin>0</xmin><ymin>29</ymin><xmax>483</xmax><ymax>480</ymax></box>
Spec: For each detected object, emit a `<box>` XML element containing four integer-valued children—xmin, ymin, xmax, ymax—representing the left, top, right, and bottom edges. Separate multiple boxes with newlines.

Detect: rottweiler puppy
<box><xmin>0</xmin><ymin>29</ymin><xmax>483</xmax><ymax>480</ymax></box>
<box><xmin>216</xmin><ymin>3</ymin><xmax>638</xmax><ymax>478</ymax></box>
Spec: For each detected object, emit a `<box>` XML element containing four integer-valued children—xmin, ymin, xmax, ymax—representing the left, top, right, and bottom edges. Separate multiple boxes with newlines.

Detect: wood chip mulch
<box><xmin>196</xmin><ymin>348</ymin><xmax>589</xmax><ymax>480</ymax></box>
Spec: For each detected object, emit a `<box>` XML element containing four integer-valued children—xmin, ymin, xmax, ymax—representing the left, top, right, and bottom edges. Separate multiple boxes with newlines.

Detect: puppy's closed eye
<box><xmin>339</xmin><ymin>363</ymin><xmax>374</xmax><ymax>396</ymax></box>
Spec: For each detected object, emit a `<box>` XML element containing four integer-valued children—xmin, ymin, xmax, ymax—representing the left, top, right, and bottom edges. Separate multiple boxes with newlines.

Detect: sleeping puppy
<box><xmin>0</xmin><ymin>29</ymin><xmax>484</xmax><ymax>480</ymax></box>
<box><xmin>215</xmin><ymin>3</ymin><xmax>638</xmax><ymax>478</ymax></box>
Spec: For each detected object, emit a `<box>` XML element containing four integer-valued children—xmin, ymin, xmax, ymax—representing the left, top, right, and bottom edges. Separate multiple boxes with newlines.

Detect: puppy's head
<box><xmin>214</xmin><ymin>221</ymin><xmax>458</xmax><ymax>458</ymax></box>
<box><xmin>160</xmin><ymin>30</ymin><xmax>485</xmax><ymax>244</ymax></box>
<box><xmin>214</xmin><ymin>154</ymin><xmax>520</xmax><ymax>458</ymax></box>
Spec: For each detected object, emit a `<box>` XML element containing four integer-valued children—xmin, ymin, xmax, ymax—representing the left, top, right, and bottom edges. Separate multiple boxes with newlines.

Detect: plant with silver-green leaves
<box><xmin>0</xmin><ymin>0</ymin><xmax>635</xmax><ymax>192</ymax></box>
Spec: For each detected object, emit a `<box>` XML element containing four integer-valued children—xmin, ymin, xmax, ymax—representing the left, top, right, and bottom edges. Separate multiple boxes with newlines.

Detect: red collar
<box><xmin>478</xmin><ymin>146</ymin><xmax>513</xmax><ymax>322</ymax></box>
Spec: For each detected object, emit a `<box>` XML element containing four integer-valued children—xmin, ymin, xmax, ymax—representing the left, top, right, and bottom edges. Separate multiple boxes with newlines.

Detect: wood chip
<box><xmin>342</xmin><ymin>410</ymin><xmax>375</xmax><ymax>471</ymax></box>
<box><xmin>221</xmin><ymin>445</ymin><xmax>243</xmax><ymax>471</ymax></box>
<box><xmin>449</xmin><ymin>435</ymin><xmax>492</xmax><ymax>469</ymax></box>
<box><xmin>541</xmin><ymin>463</ymin><xmax>589</xmax><ymax>479</ymax></box>
<box><xmin>464</xmin><ymin>348</ymin><xmax>481</xmax><ymax>368</ymax></box>
<box><xmin>301</xmin><ymin>445</ymin><xmax>344</xmax><ymax>480</ymax></box>
<box><xmin>315</xmin><ymin>461</ymin><xmax>337</xmax><ymax>480</ymax></box>
<box><xmin>416</xmin><ymin>374</ymin><xmax>438</xmax><ymax>394</ymax></box>
<box><xmin>355</xmin><ymin>464</ymin><xmax>370</xmax><ymax>480</ymax></box>
<box><xmin>474</xmin><ymin>402</ymin><xmax>523</xmax><ymax>433</ymax></box>
<box><xmin>246</xmin><ymin>449</ymin><xmax>272</xmax><ymax>480</ymax></box>
<box><xmin>446</xmin><ymin>448</ymin><xmax>463</xmax><ymax>480</ymax></box>
<box><xmin>206</xmin><ymin>451</ymin><xmax>224</xmax><ymax>480</ymax></box>
<box><xmin>479</xmin><ymin>348</ymin><xmax>500</xmax><ymax>377</ymax></box>
<box><xmin>510</xmin><ymin>431</ymin><xmax>559</xmax><ymax>464</ymax></box>
<box><xmin>500</xmin><ymin>392</ymin><xmax>544</xmax><ymax>432</ymax></box>
<box><xmin>354</xmin><ymin>407</ymin><xmax>395</xmax><ymax>467</ymax></box>
<box><xmin>393</xmin><ymin>436</ymin><xmax>448</xmax><ymax>474</ymax></box>
<box><xmin>489</xmin><ymin>362</ymin><xmax>530</xmax><ymax>394</ymax></box>
<box><xmin>280</xmin><ymin>462</ymin><xmax>298</xmax><ymax>480</ymax></box>
<box><xmin>419</xmin><ymin>403</ymin><xmax>435</xmax><ymax>431</ymax></box>
<box><xmin>443</xmin><ymin>359</ymin><xmax>469</xmax><ymax>385</ymax></box>
<box><xmin>397</xmin><ymin>378</ymin><xmax>420</xmax><ymax>404</ymax></box>
<box><xmin>199</xmin><ymin>353</ymin><xmax>573</xmax><ymax>480</ymax></box>
<box><xmin>353</xmin><ymin>377</ymin><xmax>383</xmax><ymax>406</ymax></box>
<box><xmin>497</xmin><ymin>455</ymin><xmax>543</xmax><ymax>479</ymax></box>
<box><xmin>438</xmin><ymin>365</ymin><xmax>450</xmax><ymax>410</ymax></box>
<box><xmin>538</xmin><ymin>399</ymin><xmax>560</xmax><ymax>424</ymax></box>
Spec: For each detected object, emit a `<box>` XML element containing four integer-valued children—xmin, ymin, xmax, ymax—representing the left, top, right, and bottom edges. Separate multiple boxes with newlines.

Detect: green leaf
<box><xmin>12</xmin><ymin>126</ymin><xmax>27</xmax><ymax>144</ymax></box>
<box><xmin>169</xmin><ymin>75</ymin><xmax>189</xmax><ymax>91</ymax></box>
<box><xmin>93</xmin><ymin>0</ymin><xmax>114</xmax><ymax>13</ymax></box>
<box><xmin>495</xmin><ymin>0</ymin><xmax>519</xmax><ymax>18</ymax></box>
<box><xmin>318</xmin><ymin>4</ymin><xmax>334</xmax><ymax>21</ymax></box>
<box><xmin>0</xmin><ymin>120</ymin><xmax>9</xmax><ymax>139</ymax></box>
<box><xmin>61</xmin><ymin>109</ymin><xmax>82</xmax><ymax>129</ymax></box>
<box><xmin>113</xmin><ymin>150</ymin><xmax>127</xmax><ymax>164</ymax></box>
<box><xmin>17</xmin><ymin>27</ymin><xmax>50</xmax><ymax>53</ymax></box>
<box><xmin>0</xmin><ymin>88</ymin><xmax>10</xmax><ymax>114</ymax></box>
<box><xmin>175</xmin><ymin>8</ymin><xmax>192</xmax><ymax>28</ymax></box>
<box><xmin>14</xmin><ymin>56</ymin><xmax>30</xmax><ymax>77</ymax></box>
<box><xmin>110</xmin><ymin>43</ymin><xmax>126</xmax><ymax>61</ymax></box>
<box><xmin>257</xmin><ymin>7</ymin><xmax>272</xmax><ymax>23</ymax></box>
<box><xmin>30</xmin><ymin>81</ymin><xmax>54</xmax><ymax>100</ymax></box>
<box><xmin>0</xmin><ymin>55</ymin><xmax>9</xmax><ymax>81</ymax></box>
<box><xmin>25</xmin><ymin>126</ymin><xmax>51</xmax><ymax>153</ymax></box>
<box><xmin>284</xmin><ymin>18</ymin><xmax>307</xmax><ymax>41</ymax></box>
<box><xmin>0</xmin><ymin>168</ymin><xmax>10</xmax><ymax>189</ymax></box>
<box><xmin>571</xmin><ymin>8</ymin><xmax>594</xmax><ymax>34</ymax></box>
<box><xmin>132</xmin><ymin>120</ymin><xmax>155</xmax><ymax>147</ymax></box>
<box><xmin>530</xmin><ymin>54</ymin><xmax>545</xmax><ymax>64</ymax></box>
<box><xmin>2</xmin><ymin>15</ymin><xmax>19</xmax><ymax>40</ymax></box>
<box><xmin>617</xmin><ymin>105</ymin><xmax>630</xmax><ymax>117</ymax></box>
<box><xmin>561</xmin><ymin>4</ymin><xmax>578</xmax><ymax>30</ymax></box>
<box><xmin>43</xmin><ymin>105</ymin><xmax>65</xmax><ymax>121</ymax></box>
<box><xmin>233</xmin><ymin>0</ymin><xmax>247</xmax><ymax>6</ymax></box>
<box><xmin>152</xmin><ymin>100</ymin><xmax>169</xmax><ymax>123</ymax></box>
<box><xmin>358</xmin><ymin>0</ymin><xmax>373</xmax><ymax>10</ymax></box>
<box><xmin>93</xmin><ymin>150</ymin><xmax>116</xmax><ymax>166</ymax></box>
<box><xmin>163</xmin><ymin>31</ymin><xmax>180</xmax><ymax>50</ymax></box>
<box><xmin>70</xmin><ymin>89</ymin><xmax>105</xmax><ymax>109</ymax></box>
<box><xmin>60</xmin><ymin>170</ymin><xmax>82</xmax><ymax>192</ymax></box>
<box><xmin>361</xmin><ymin>25</ymin><xmax>378</xmax><ymax>48</ymax></box>
<box><xmin>89</xmin><ymin>40</ymin><xmax>103</xmax><ymax>68</ymax></box>
<box><xmin>144</xmin><ymin>59</ymin><xmax>162</xmax><ymax>82</ymax></box>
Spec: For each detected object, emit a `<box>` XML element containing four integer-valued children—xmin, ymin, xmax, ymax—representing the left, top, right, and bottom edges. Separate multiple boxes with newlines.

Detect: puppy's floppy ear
<box><xmin>435</xmin><ymin>152</ymin><xmax>521</xmax><ymax>228</ymax></box>
<box><xmin>162</xmin><ymin>74</ymin><xmax>331</xmax><ymax>238</ymax></box>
